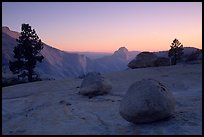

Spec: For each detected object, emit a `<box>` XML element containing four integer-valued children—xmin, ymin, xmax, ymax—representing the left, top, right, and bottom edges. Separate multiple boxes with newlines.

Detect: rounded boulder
<box><xmin>79</xmin><ymin>72</ymin><xmax>112</xmax><ymax>98</ymax></box>
<box><xmin>119</xmin><ymin>79</ymin><xmax>175</xmax><ymax>124</ymax></box>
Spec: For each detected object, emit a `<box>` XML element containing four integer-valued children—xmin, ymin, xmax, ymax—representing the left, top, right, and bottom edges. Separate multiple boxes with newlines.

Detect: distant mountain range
<box><xmin>2</xmin><ymin>27</ymin><xmax>140</xmax><ymax>80</ymax></box>
<box><xmin>2</xmin><ymin>26</ymin><xmax>200</xmax><ymax>80</ymax></box>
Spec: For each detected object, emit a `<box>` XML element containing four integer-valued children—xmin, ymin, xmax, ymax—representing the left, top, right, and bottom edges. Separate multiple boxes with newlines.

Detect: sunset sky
<box><xmin>2</xmin><ymin>2</ymin><xmax>202</xmax><ymax>52</ymax></box>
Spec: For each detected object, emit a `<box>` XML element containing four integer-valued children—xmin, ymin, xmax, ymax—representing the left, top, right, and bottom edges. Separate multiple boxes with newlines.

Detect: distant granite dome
<box><xmin>113</xmin><ymin>47</ymin><xmax>129</xmax><ymax>60</ymax></box>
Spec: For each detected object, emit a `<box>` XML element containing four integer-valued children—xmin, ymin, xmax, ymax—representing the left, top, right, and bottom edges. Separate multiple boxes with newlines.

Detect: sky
<box><xmin>2</xmin><ymin>2</ymin><xmax>202</xmax><ymax>52</ymax></box>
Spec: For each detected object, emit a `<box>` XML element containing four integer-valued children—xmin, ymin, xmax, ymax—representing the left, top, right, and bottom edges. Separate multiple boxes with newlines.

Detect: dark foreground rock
<box><xmin>128</xmin><ymin>52</ymin><xmax>157</xmax><ymax>69</ymax></box>
<box><xmin>154</xmin><ymin>57</ymin><xmax>170</xmax><ymax>67</ymax></box>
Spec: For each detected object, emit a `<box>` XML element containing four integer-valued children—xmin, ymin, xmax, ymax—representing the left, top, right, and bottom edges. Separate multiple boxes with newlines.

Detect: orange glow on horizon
<box><xmin>42</xmin><ymin>35</ymin><xmax>202</xmax><ymax>53</ymax></box>
<box><xmin>5</xmin><ymin>2</ymin><xmax>200</xmax><ymax>53</ymax></box>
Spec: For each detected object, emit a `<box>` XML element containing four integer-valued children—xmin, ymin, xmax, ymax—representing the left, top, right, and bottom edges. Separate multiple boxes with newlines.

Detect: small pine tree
<box><xmin>9</xmin><ymin>24</ymin><xmax>44</xmax><ymax>82</ymax></box>
<box><xmin>168</xmin><ymin>38</ymin><xmax>184</xmax><ymax>65</ymax></box>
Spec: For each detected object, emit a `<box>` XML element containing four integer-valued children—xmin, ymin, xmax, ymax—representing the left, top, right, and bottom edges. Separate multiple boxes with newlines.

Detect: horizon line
<box><xmin>2</xmin><ymin>25</ymin><xmax>201</xmax><ymax>53</ymax></box>
<box><xmin>61</xmin><ymin>46</ymin><xmax>201</xmax><ymax>54</ymax></box>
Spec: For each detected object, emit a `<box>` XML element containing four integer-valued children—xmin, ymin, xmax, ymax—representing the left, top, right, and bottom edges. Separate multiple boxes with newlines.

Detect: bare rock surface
<box><xmin>2</xmin><ymin>64</ymin><xmax>202</xmax><ymax>135</ymax></box>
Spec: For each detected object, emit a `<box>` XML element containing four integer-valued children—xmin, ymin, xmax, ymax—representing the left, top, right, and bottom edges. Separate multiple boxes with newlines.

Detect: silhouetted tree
<box><xmin>9</xmin><ymin>24</ymin><xmax>44</xmax><ymax>82</ymax></box>
<box><xmin>168</xmin><ymin>38</ymin><xmax>184</xmax><ymax>65</ymax></box>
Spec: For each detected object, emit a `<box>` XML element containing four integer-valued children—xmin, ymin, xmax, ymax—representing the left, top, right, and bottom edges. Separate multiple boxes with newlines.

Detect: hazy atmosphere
<box><xmin>2</xmin><ymin>2</ymin><xmax>202</xmax><ymax>52</ymax></box>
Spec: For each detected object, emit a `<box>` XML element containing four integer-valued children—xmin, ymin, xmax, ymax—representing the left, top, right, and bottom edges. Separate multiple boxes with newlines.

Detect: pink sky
<box><xmin>3</xmin><ymin>2</ymin><xmax>202</xmax><ymax>52</ymax></box>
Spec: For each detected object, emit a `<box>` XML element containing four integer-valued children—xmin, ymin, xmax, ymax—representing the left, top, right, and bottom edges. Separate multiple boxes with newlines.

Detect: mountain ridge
<box><xmin>2</xmin><ymin>27</ymin><xmax>139</xmax><ymax>80</ymax></box>
<box><xmin>2</xmin><ymin>26</ymin><xmax>201</xmax><ymax>80</ymax></box>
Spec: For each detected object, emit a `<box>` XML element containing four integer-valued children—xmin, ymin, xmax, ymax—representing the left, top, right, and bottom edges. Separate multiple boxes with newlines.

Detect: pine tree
<box><xmin>168</xmin><ymin>38</ymin><xmax>184</xmax><ymax>65</ymax></box>
<box><xmin>9</xmin><ymin>24</ymin><xmax>44</xmax><ymax>82</ymax></box>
